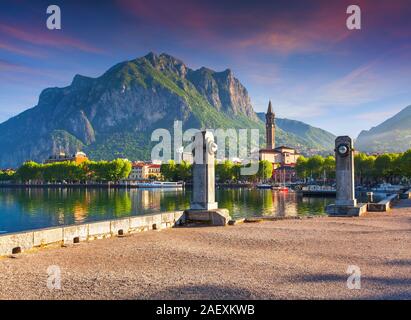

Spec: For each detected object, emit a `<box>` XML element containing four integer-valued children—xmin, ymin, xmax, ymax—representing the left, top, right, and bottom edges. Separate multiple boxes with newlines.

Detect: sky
<box><xmin>0</xmin><ymin>0</ymin><xmax>411</xmax><ymax>137</ymax></box>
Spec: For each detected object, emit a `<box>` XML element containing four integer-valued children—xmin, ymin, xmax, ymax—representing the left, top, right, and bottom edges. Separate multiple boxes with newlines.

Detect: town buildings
<box><xmin>128</xmin><ymin>162</ymin><xmax>162</xmax><ymax>181</ymax></box>
<box><xmin>258</xmin><ymin>101</ymin><xmax>301</xmax><ymax>181</ymax></box>
<box><xmin>44</xmin><ymin>151</ymin><xmax>89</xmax><ymax>164</ymax></box>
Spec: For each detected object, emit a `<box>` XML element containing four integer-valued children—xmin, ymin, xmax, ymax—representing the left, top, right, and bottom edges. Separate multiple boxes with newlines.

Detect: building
<box><xmin>265</xmin><ymin>100</ymin><xmax>275</xmax><ymax>150</ymax></box>
<box><xmin>44</xmin><ymin>151</ymin><xmax>88</xmax><ymax>164</ymax></box>
<box><xmin>128</xmin><ymin>162</ymin><xmax>145</xmax><ymax>180</ymax></box>
<box><xmin>274</xmin><ymin>146</ymin><xmax>301</xmax><ymax>166</ymax></box>
<box><xmin>128</xmin><ymin>162</ymin><xmax>162</xmax><ymax>180</ymax></box>
<box><xmin>146</xmin><ymin>164</ymin><xmax>162</xmax><ymax>180</ymax></box>
<box><xmin>258</xmin><ymin>101</ymin><xmax>301</xmax><ymax>180</ymax></box>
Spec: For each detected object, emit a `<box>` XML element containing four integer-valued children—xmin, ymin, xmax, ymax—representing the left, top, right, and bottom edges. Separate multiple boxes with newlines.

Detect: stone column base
<box><xmin>326</xmin><ymin>203</ymin><xmax>368</xmax><ymax>217</ymax></box>
<box><xmin>183</xmin><ymin>209</ymin><xmax>231</xmax><ymax>226</ymax></box>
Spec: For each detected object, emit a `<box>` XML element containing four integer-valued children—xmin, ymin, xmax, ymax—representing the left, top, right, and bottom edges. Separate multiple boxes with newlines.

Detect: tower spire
<box><xmin>267</xmin><ymin>100</ymin><xmax>273</xmax><ymax>114</ymax></box>
<box><xmin>265</xmin><ymin>100</ymin><xmax>275</xmax><ymax>150</ymax></box>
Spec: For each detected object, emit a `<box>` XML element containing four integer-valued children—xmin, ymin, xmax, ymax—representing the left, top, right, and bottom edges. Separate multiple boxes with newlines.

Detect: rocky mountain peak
<box><xmin>0</xmin><ymin>52</ymin><xmax>335</xmax><ymax>167</ymax></box>
<box><xmin>142</xmin><ymin>52</ymin><xmax>187</xmax><ymax>78</ymax></box>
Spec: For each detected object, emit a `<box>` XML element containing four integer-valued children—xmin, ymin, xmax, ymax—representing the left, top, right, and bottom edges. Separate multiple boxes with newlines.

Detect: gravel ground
<box><xmin>0</xmin><ymin>200</ymin><xmax>410</xmax><ymax>300</ymax></box>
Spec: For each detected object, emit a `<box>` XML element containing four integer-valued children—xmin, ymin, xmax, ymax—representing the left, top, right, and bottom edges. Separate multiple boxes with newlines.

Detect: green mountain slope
<box><xmin>356</xmin><ymin>105</ymin><xmax>411</xmax><ymax>153</ymax></box>
<box><xmin>256</xmin><ymin>113</ymin><xmax>335</xmax><ymax>152</ymax></box>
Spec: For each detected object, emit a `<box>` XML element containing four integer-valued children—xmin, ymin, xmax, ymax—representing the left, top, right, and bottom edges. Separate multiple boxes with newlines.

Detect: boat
<box><xmin>299</xmin><ymin>185</ymin><xmax>336</xmax><ymax>196</ymax></box>
<box><xmin>278</xmin><ymin>187</ymin><xmax>289</xmax><ymax>192</ymax></box>
<box><xmin>136</xmin><ymin>181</ymin><xmax>184</xmax><ymax>188</ymax></box>
<box><xmin>256</xmin><ymin>184</ymin><xmax>272</xmax><ymax>189</ymax></box>
<box><xmin>272</xmin><ymin>185</ymin><xmax>289</xmax><ymax>192</ymax></box>
<box><xmin>371</xmin><ymin>183</ymin><xmax>402</xmax><ymax>194</ymax></box>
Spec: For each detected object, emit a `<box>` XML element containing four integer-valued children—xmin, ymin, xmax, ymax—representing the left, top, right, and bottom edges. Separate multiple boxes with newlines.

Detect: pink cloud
<box><xmin>116</xmin><ymin>0</ymin><xmax>411</xmax><ymax>56</ymax></box>
<box><xmin>0</xmin><ymin>41</ymin><xmax>45</xmax><ymax>58</ymax></box>
<box><xmin>0</xmin><ymin>23</ymin><xmax>104</xmax><ymax>54</ymax></box>
<box><xmin>116</xmin><ymin>0</ymin><xmax>354</xmax><ymax>55</ymax></box>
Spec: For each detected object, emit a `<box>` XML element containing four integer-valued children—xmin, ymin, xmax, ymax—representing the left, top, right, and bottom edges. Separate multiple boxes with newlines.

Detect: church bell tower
<box><xmin>265</xmin><ymin>101</ymin><xmax>275</xmax><ymax>150</ymax></box>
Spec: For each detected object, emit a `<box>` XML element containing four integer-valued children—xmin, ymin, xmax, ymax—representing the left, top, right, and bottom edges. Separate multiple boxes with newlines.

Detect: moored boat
<box><xmin>136</xmin><ymin>181</ymin><xmax>184</xmax><ymax>188</ymax></box>
<box><xmin>256</xmin><ymin>184</ymin><xmax>273</xmax><ymax>189</ymax></box>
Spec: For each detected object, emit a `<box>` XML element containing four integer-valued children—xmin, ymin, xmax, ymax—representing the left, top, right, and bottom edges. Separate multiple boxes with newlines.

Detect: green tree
<box><xmin>233</xmin><ymin>163</ymin><xmax>242</xmax><ymax>181</ymax></box>
<box><xmin>16</xmin><ymin>161</ymin><xmax>42</xmax><ymax>182</ymax></box>
<box><xmin>0</xmin><ymin>170</ymin><xmax>16</xmax><ymax>181</ymax></box>
<box><xmin>295</xmin><ymin>156</ymin><xmax>308</xmax><ymax>181</ymax></box>
<box><xmin>105</xmin><ymin>159</ymin><xmax>132</xmax><ymax>181</ymax></box>
<box><xmin>374</xmin><ymin>153</ymin><xmax>399</xmax><ymax>182</ymax></box>
<box><xmin>306</xmin><ymin>155</ymin><xmax>324</xmax><ymax>180</ymax></box>
<box><xmin>322</xmin><ymin>156</ymin><xmax>335</xmax><ymax>181</ymax></box>
<box><xmin>177</xmin><ymin>161</ymin><xmax>192</xmax><ymax>182</ymax></box>
<box><xmin>119</xmin><ymin>159</ymin><xmax>132</xmax><ymax>180</ymax></box>
<box><xmin>161</xmin><ymin>160</ymin><xmax>177</xmax><ymax>181</ymax></box>
<box><xmin>257</xmin><ymin>160</ymin><xmax>273</xmax><ymax>181</ymax></box>
<box><xmin>216</xmin><ymin>160</ymin><xmax>235</xmax><ymax>182</ymax></box>
<box><xmin>399</xmin><ymin>150</ymin><xmax>411</xmax><ymax>178</ymax></box>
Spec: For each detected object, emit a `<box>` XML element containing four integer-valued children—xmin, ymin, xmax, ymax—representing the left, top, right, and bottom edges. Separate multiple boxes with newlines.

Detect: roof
<box><xmin>274</xmin><ymin>145</ymin><xmax>297</xmax><ymax>151</ymax></box>
<box><xmin>259</xmin><ymin>149</ymin><xmax>281</xmax><ymax>154</ymax></box>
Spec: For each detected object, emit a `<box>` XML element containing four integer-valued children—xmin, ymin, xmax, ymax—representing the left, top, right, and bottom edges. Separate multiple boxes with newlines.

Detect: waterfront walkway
<box><xmin>0</xmin><ymin>200</ymin><xmax>410</xmax><ymax>299</ymax></box>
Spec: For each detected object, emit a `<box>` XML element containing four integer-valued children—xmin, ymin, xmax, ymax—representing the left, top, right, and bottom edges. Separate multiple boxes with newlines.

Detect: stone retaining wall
<box><xmin>0</xmin><ymin>211</ymin><xmax>184</xmax><ymax>257</ymax></box>
<box><xmin>367</xmin><ymin>194</ymin><xmax>398</xmax><ymax>212</ymax></box>
<box><xmin>399</xmin><ymin>188</ymin><xmax>411</xmax><ymax>199</ymax></box>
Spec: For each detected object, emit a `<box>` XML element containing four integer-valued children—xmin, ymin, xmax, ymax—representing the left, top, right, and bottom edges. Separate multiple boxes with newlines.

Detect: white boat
<box><xmin>302</xmin><ymin>185</ymin><xmax>336</xmax><ymax>192</ymax></box>
<box><xmin>136</xmin><ymin>181</ymin><xmax>184</xmax><ymax>188</ymax></box>
<box><xmin>371</xmin><ymin>183</ymin><xmax>402</xmax><ymax>193</ymax></box>
<box><xmin>256</xmin><ymin>184</ymin><xmax>272</xmax><ymax>189</ymax></box>
<box><xmin>300</xmin><ymin>185</ymin><xmax>336</xmax><ymax>196</ymax></box>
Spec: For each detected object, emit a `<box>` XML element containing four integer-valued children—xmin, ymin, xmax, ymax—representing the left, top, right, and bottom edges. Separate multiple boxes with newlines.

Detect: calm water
<box><xmin>0</xmin><ymin>188</ymin><xmax>333</xmax><ymax>234</ymax></box>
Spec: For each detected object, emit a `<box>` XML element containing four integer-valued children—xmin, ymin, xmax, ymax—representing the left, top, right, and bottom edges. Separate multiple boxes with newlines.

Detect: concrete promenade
<box><xmin>0</xmin><ymin>200</ymin><xmax>410</xmax><ymax>299</ymax></box>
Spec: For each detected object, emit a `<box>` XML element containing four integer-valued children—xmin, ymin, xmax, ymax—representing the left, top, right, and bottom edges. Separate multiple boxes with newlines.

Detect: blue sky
<box><xmin>1</xmin><ymin>0</ymin><xmax>411</xmax><ymax>137</ymax></box>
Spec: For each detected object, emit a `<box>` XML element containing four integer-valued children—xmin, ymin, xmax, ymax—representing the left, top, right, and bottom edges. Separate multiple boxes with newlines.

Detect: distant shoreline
<box><xmin>0</xmin><ymin>182</ymin><xmax>255</xmax><ymax>189</ymax></box>
<box><xmin>0</xmin><ymin>183</ymin><xmax>150</xmax><ymax>189</ymax></box>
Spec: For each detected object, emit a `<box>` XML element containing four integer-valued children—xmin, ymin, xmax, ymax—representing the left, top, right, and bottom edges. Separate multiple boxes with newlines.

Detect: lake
<box><xmin>0</xmin><ymin>188</ymin><xmax>334</xmax><ymax>234</ymax></box>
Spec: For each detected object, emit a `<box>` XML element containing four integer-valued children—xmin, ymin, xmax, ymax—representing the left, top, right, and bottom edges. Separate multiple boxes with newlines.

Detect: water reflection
<box><xmin>0</xmin><ymin>188</ymin><xmax>333</xmax><ymax>233</ymax></box>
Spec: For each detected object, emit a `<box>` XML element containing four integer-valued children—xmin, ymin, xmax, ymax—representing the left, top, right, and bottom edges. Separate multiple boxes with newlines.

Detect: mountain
<box><xmin>256</xmin><ymin>113</ymin><xmax>335</xmax><ymax>152</ymax></box>
<box><xmin>356</xmin><ymin>105</ymin><xmax>411</xmax><ymax>153</ymax></box>
<box><xmin>0</xmin><ymin>52</ymin><xmax>335</xmax><ymax>167</ymax></box>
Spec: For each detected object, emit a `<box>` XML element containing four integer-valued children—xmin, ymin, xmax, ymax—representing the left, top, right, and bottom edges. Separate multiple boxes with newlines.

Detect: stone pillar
<box><xmin>326</xmin><ymin>136</ymin><xmax>367</xmax><ymax>216</ymax></box>
<box><xmin>335</xmin><ymin>136</ymin><xmax>357</xmax><ymax>207</ymax></box>
<box><xmin>184</xmin><ymin>130</ymin><xmax>230</xmax><ymax>226</ymax></box>
<box><xmin>190</xmin><ymin>131</ymin><xmax>218</xmax><ymax>210</ymax></box>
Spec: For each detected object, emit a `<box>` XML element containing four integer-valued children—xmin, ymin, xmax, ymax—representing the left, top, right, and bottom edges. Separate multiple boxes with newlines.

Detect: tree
<box><xmin>87</xmin><ymin>161</ymin><xmax>108</xmax><ymax>181</ymax></box>
<box><xmin>105</xmin><ymin>159</ymin><xmax>132</xmax><ymax>182</ymax></box>
<box><xmin>161</xmin><ymin>160</ymin><xmax>177</xmax><ymax>181</ymax></box>
<box><xmin>216</xmin><ymin>160</ymin><xmax>235</xmax><ymax>182</ymax></box>
<box><xmin>177</xmin><ymin>160</ymin><xmax>192</xmax><ymax>182</ymax></box>
<box><xmin>322</xmin><ymin>156</ymin><xmax>335</xmax><ymax>181</ymax></box>
<box><xmin>16</xmin><ymin>161</ymin><xmax>42</xmax><ymax>182</ymax></box>
<box><xmin>400</xmin><ymin>150</ymin><xmax>411</xmax><ymax>178</ymax></box>
<box><xmin>257</xmin><ymin>160</ymin><xmax>273</xmax><ymax>181</ymax></box>
<box><xmin>119</xmin><ymin>159</ymin><xmax>132</xmax><ymax>180</ymax></box>
<box><xmin>0</xmin><ymin>170</ymin><xmax>16</xmax><ymax>181</ymax></box>
<box><xmin>374</xmin><ymin>154</ymin><xmax>399</xmax><ymax>182</ymax></box>
<box><xmin>306</xmin><ymin>155</ymin><xmax>324</xmax><ymax>180</ymax></box>
<box><xmin>295</xmin><ymin>156</ymin><xmax>308</xmax><ymax>181</ymax></box>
